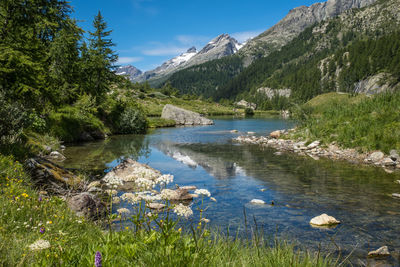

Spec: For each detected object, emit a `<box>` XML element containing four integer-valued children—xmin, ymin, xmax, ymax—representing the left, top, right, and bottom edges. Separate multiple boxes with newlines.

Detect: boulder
<box><xmin>230</xmin><ymin>130</ymin><xmax>239</xmax><ymax>133</ymax></box>
<box><xmin>368</xmin><ymin>151</ymin><xmax>385</xmax><ymax>162</ymax></box>
<box><xmin>392</xmin><ymin>193</ymin><xmax>400</xmax><ymax>199</ymax></box>
<box><xmin>161</xmin><ymin>104</ymin><xmax>213</xmax><ymax>125</ymax></box>
<box><xmin>67</xmin><ymin>192</ymin><xmax>107</xmax><ymax>220</ymax></box>
<box><xmin>270</xmin><ymin>130</ymin><xmax>281</xmax><ymax>139</ymax></box>
<box><xmin>381</xmin><ymin>157</ymin><xmax>396</xmax><ymax>167</ymax></box>
<box><xmin>307</xmin><ymin>141</ymin><xmax>320</xmax><ymax>149</ymax></box>
<box><xmin>389</xmin><ymin>150</ymin><xmax>399</xmax><ymax>161</ymax></box>
<box><xmin>48</xmin><ymin>151</ymin><xmax>66</xmax><ymax>161</ymax></box>
<box><xmin>25</xmin><ymin>157</ymin><xmax>81</xmax><ymax>193</ymax></box>
<box><xmin>235</xmin><ymin>99</ymin><xmax>257</xmax><ymax>110</ymax></box>
<box><xmin>368</xmin><ymin>246</ymin><xmax>390</xmax><ymax>258</ymax></box>
<box><xmin>310</xmin><ymin>214</ymin><xmax>340</xmax><ymax>226</ymax></box>
<box><xmin>250</xmin><ymin>199</ymin><xmax>266</xmax><ymax>204</ymax></box>
<box><xmin>147</xmin><ymin>203</ymin><xmax>166</xmax><ymax>211</ymax></box>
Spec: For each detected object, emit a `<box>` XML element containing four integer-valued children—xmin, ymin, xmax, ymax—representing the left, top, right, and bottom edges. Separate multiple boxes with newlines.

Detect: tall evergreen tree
<box><xmin>87</xmin><ymin>11</ymin><xmax>118</xmax><ymax>101</ymax></box>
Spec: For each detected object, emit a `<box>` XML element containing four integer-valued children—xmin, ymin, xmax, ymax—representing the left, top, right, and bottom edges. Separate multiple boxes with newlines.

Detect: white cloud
<box><xmin>117</xmin><ymin>57</ymin><xmax>143</xmax><ymax>64</ymax></box>
<box><xmin>141</xmin><ymin>46</ymin><xmax>188</xmax><ymax>56</ymax></box>
<box><xmin>231</xmin><ymin>30</ymin><xmax>264</xmax><ymax>43</ymax></box>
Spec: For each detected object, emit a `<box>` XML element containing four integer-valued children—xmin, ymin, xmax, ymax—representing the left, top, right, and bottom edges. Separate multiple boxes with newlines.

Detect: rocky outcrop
<box><xmin>310</xmin><ymin>213</ymin><xmax>341</xmax><ymax>226</ymax></box>
<box><xmin>115</xmin><ymin>65</ymin><xmax>142</xmax><ymax>81</ymax></box>
<box><xmin>368</xmin><ymin>246</ymin><xmax>390</xmax><ymax>258</ymax></box>
<box><xmin>235</xmin><ymin>100</ymin><xmax>257</xmax><ymax>110</ymax></box>
<box><xmin>354</xmin><ymin>73</ymin><xmax>395</xmax><ymax>95</ymax></box>
<box><xmin>257</xmin><ymin>88</ymin><xmax>291</xmax><ymax>99</ymax></box>
<box><xmin>67</xmin><ymin>192</ymin><xmax>107</xmax><ymax>219</ymax></box>
<box><xmin>161</xmin><ymin>104</ymin><xmax>214</xmax><ymax>125</ymax></box>
<box><xmin>240</xmin><ymin>0</ymin><xmax>378</xmax><ymax>59</ymax></box>
<box><xmin>25</xmin><ymin>157</ymin><xmax>82</xmax><ymax>193</ymax></box>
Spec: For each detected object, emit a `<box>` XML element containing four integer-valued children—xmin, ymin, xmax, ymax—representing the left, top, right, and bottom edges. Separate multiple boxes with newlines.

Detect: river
<box><xmin>62</xmin><ymin>116</ymin><xmax>400</xmax><ymax>265</ymax></box>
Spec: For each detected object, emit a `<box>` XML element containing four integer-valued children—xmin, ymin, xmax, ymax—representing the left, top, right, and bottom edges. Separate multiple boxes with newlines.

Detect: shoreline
<box><xmin>234</xmin><ymin>130</ymin><xmax>400</xmax><ymax>173</ymax></box>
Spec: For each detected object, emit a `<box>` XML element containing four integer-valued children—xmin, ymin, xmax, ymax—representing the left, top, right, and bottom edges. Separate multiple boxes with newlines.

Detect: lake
<box><xmin>62</xmin><ymin>116</ymin><xmax>400</xmax><ymax>265</ymax></box>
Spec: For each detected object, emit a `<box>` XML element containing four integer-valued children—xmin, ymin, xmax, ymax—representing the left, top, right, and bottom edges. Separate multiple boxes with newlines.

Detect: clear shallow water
<box><xmin>62</xmin><ymin>117</ymin><xmax>400</xmax><ymax>265</ymax></box>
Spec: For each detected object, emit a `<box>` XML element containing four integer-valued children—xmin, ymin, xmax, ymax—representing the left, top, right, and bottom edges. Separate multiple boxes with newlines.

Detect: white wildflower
<box><xmin>210</xmin><ymin>197</ymin><xmax>217</xmax><ymax>202</ymax></box>
<box><xmin>173</xmin><ymin>204</ymin><xmax>193</xmax><ymax>218</ymax></box>
<box><xmin>117</xmin><ymin>208</ymin><xmax>130</xmax><ymax>215</ymax></box>
<box><xmin>201</xmin><ymin>218</ymin><xmax>210</xmax><ymax>223</ymax></box>
<box><xmin>105</xmin><ymin>189</ymin><xmax>118</xmax><ymax>196</ymax></box>
<box><xmin>146</xmin><ymin>212</ymin><xmax>152</xmax><ymax>217</ymax></box>
<box><xmin>121</xmin><ymin>193</ymin><xmax>141</xmax><ymax>204</ymax></box>
<box><xmin>103</xmin><ymin>173</ymin><xmax>123</xmax><ymax>186</ymax></box>
<box><xmin>155</xmin><ymin>174</ymin><xmax>174</xmax><ymax>186</ymax></box>
<box><xmin>112</xmin><ymin>196</ymin><xmax>121</xmax><ymax>204</ymax></box>
<box><xmin>28</xmin><ymin>239</ymin><xmax>51</xmax><ymax>251</ymax></box>
<box><xmin>160</xmin><ymin>189</ymin><xmax>178</xmax><ymax>200</ymax></box>
<box><xmin>194</xmin><ymin>189</ymin><xmax>211</xmax><ymax>197</ymax></box>
<box><xmin>135</xmin><ymin>178</ymin><xmax>155</xmax><ymax>190</ymax></box>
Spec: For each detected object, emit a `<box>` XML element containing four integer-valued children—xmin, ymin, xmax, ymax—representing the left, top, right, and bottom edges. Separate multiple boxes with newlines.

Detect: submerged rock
<box><xmin>161</xmin><ymin>104</ymin><xmax>213</xmax><ymax>125</ymax></box>
<box><xmin>368</xmin><ymin>246</ymin><xmax>390</xmax><ymax>258</ymax></box>
<box><xmin>310</xmin><ymin>214</ymin><xmax>340</xmax><ymax>226</ymax></box>
<box><xmin>147</xmin><ymin>203</ymin><xmax>166</xmax><ymax>211</ymax></box>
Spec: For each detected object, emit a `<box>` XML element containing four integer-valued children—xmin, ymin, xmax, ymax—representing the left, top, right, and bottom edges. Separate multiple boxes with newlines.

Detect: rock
<box><xmin>250</xmin><ymin>199</ymin><xmax>265</xmax><ymax>204</ymax></box>
<box><xmin>396</xmin><ymin>180</ymin><xmax>400</xmax><ymax>185</ymax></box>
<box><xmin>230</xmin><ymin>130</ymin><xmax>238</xmax><ymax>133</ymax></box>
<box><xmin>161</xmin><ymin>104</ymin><xmax>213</xmax><ymax>125</ymax></box>
<box><xmin>392</xmin><ymin>193</ymin><xmax>400</xmax><ymax>199</ymax></box>
<box><xmin>78</xmin><ymin>132</ymin><xmax>95</xmax><ymax>142</ymax></box>
<box><xmin>43</xmin><ymin>145</ymin><xmax>52</xmax><ymax>152</ymax></box>
<box><xmin>368</xmin><ymin>246</ymin><xmax>390</xmax><ymax>258</ymax></box>
<box><xmin>67</xmin><ymin>192</ymin><xmax>107</xmax><ymax>220</ymax></box>
<box><xmin>210</xmin><ymin>197</ymin><xmax>217</xmax><ymax>202</ymax></box>
<box><xmin>247</xmin><ymin>131</ymin><xmax>256</xmax><ymax>135</ymax></box>
<box><xmin>25</xmin><ymin>157</ymin><xmax>81</xmax><ymax>193</ymax></box>
<box><xmin>102</xmin><ymin>158</ymin><xmax>161</xmax><ymax>188</ymax></box>
<box><xmin>179</xmin><ymin>185</ymin><xmax>197</xmax><ymax>191</ymax></box>
<box><xmin>147</xmin><ymin>203</ymin><xmax>166</xmax><ymax>210</ymax></box>
<box><xmin>60</xmin><ymin>145</ymin><xmax>66</xmax><ymax>150</ymax></box>
<box><xmin>235</xmin><ymin>99</ymin><xmax>256</xmax><ymax>110</ymax></box>
<box><xmin>87</xmin><ymin>181</ymin><xmax>101</xmax><ymax>189</ymax></box>
<box><xmin>368</xmin><ymin>151</ymin><xmax>385</xmax><ymax>162</ymax></box>
<box><xmin>48</xmin><ymin>151</ymin><xmax>66</xmax><ymax>161</ymax></box>
<box><xmin>307</xmin><ymin>141</ymin><xmax>320</xmax><ymax>149</ymax></box>
<box><xmin>381</xmin><ymin>157</ymin><xmax>396</xmax><ymax>167</ymax></box>
<box><xmin>270</xmin><ymin>130</ymin><xmax>281</xmax><ymax>139</ymax></box>
<box><xmin>310</xmin><ymin>214</ymin><xmax>340</xmax><ymax>226</ymax></box>
<box><xmin>389</xmin><ymin>150</ymin><xmax>399</xmax><ymax>161</ymax></box>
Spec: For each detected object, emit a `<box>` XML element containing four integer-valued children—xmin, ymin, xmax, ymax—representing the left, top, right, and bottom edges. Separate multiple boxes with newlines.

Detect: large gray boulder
<box><xmin>67</xmin><ymin>192</ymin><xmax>107</xmax><ymax>220</ymax></box>
<box><xmin>161</xmin><ymin>104</ymin><xmax>213</xmax><ymax>125</ymax></box>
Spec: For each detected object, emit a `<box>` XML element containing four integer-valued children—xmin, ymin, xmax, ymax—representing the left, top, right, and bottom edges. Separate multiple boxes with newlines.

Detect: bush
<box><xmin>244</xmin><ymin>108</ymin><xmax>254</xmax><ymax>116</ymax></box>
<box><xmin>107</xmin><ymin>100</ymin><xmax>148</xmax><ymax>134</ymax></box>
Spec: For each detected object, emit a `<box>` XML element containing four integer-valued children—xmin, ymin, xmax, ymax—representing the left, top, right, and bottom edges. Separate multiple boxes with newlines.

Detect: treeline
<box><xmin>166</xmin><ymin>56</ymin><xmax>243</xmax><ymax>98</ymax></box>
<box><xmin>0</xmin><ymin>1</ymin><xmax>146</xmax><ymax>157</ymax></box>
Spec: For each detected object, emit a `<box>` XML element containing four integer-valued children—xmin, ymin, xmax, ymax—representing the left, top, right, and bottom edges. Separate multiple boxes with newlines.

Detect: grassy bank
<box><xmin>0</xmin><ymin>155</ymin><xmax>332</xmax><ymax>266</ymax></box>
<box><xmin>290</xmin><ymin>92</ymin><xmax>400</xmax><ymax>153</ymax></box>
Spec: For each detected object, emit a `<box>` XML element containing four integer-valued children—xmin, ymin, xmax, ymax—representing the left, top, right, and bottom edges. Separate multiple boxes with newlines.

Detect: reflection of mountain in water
<box><xmin>156</xmin><ymin>142</ymin><xmax>242</xmax><ymax>179</ymax></box>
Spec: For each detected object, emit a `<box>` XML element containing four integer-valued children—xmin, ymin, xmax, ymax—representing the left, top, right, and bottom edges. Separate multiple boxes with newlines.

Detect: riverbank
<box><xmin>0</xmin><ymin>154</ymin><xmax>333</xmax><ymax>266</ymax></box>
<box><xmin>234</xmin><ymin>131</ymin><xmax>400</xmax><ymax>172</ymax></box>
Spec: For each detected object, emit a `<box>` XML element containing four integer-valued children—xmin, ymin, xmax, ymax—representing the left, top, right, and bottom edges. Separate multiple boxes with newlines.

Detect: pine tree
<box><xmin>87</xmin><ymin>11</ymin><xmax>118</xmax><ymax>101</ymax></box>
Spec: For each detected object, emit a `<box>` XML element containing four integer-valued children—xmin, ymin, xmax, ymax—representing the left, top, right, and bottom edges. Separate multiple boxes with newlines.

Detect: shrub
<box><xmin>107</xmin><ymin>100</ymin><xmax>148</xmax><ymax>134</ymax></box>
<box><xmin>244</xmin><ymin>108</ymin><xmax>254</xmax><ymax>116</ymax></box>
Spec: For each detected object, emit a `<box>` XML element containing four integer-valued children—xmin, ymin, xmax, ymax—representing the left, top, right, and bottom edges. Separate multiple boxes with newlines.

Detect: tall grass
<box><xmin>0</xmin><ymin>155</ymin><xmax>333</xmax><ymax>266</ymax></box>
<box><xmin>291</xmin><ymin>92</ymin><xmax>400</xmax><ymax>153</ymax></box>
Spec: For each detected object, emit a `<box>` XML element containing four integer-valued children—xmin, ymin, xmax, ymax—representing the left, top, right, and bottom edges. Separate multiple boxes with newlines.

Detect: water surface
<box><xmin>62</xmin><ymin>117</ymin><xmax>400</xmax><ymax>265</ymax></box>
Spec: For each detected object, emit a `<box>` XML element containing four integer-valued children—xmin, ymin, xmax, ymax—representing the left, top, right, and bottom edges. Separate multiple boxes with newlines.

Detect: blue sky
<box><xmin>70</xmin><ymin>0</ymin><xmax>323</xmax><ymax>71</ymax></box>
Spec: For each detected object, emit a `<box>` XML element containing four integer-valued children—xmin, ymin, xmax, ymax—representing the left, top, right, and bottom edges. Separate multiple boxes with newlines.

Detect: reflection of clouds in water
<box><xmin>171</xmin><ymin>152</ymin><xmax>198</xmax><ymax>168</ymax></box>
<box><xmin>234</xmin><ymin>163</ymin><xmax>246</xmax><ymax>176</ymax></box>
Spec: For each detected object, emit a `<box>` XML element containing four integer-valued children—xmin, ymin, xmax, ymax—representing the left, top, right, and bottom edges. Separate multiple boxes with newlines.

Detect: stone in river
<box><xmin>368</xmin><ymin>246</ymin><xmax>390</xmax><ymax>258</ymax></box>
<box><xmin>147</xmin><ymin>203</ymin><xmax>166</xmax><ymax>210</ymax></box>
<box><xmin>310</xmin><ymin>213</ymin><xmax>340</xmax><ymax>226</ymax></box>
<box><xmin>250</xmin><ymin>199</ymin><xmax>265</xmax><ymax>204</ymax></box>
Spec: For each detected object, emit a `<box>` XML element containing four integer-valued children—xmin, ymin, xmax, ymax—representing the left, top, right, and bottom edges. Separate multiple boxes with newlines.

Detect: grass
<box><xmin>0</xmin><ymin>155</ymin><xmax>333</xmax><ymax>266</ymax></box>
<box><xmin>290</xmin><ymin>92</ymin><xmax>400</xmax><ymax>153</ymax></box>
<box><xmin>147</xmin><ymin>117</ymin><xmax>176</xmax><ymax>128</ymax></box>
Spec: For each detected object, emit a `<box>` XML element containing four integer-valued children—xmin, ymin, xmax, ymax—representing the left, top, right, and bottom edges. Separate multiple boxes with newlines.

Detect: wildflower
<box><xmin>155</xmin><ymin>174</ymin><xmax>174</xmax><ymax>186</ymax></box>
<box><xmin>46</xmin><ymin>221</ymin><xmax>52</xmax><ymax>225</ymax></box>
<box><xmin>125</xmin><ymin>226</ymin><xmax>129</xmax><ymax>230</ymax></box>
<box><xmin>95</xmin><ymin>251</ymin><xmax>102</xmax><ymax>267</ymax></box>
<box><xmin>135</xmin><ymin>178</ymin><xmax>155</xmax><ymax>190</ymax></box>
<box><xmin>21</xmin><ymin>193</ymin><xmax>28</xmax><ymax>198</ymax></box>
<box><xmin>178</xmin><ymin>228</ymin><xmax>182</xmax><ymax>232</ymax></box>
<box><xmin>112</xmin><ymin>196</ymin><xmax>121</xmax><ymax>204</ymax></box>
<box><xmin>117</xmin><ymin>208</ymin><xmax>130</xmax><ymax>215</ymax></box>
<box><xmin>194</xmin><ymin>189</ymin><xmax>211</xmax><ymax>197</ymax></box>
<box><xmin>121</xmin><ymin>193</ymin><xmax>140</xmax><ymax>204</ymax></box>
<box><xmin>105</xmin><ymin>189</ymin><xmax>117</xmax><ymax>196</ymax></box>
<box><xmin>173</xmin><ymin>204</ymin><xmax>193</xmax><ymax>218</ymax></box>
<box><xmin>39</xmin><ymin>227</ymin><xmax>45</xmax><ymax>234</ymax></box>
<box><xmin>76</xmin><ymin>220</ymin><xmax>82</xmax><ymax>224</ymax></box>
<box><xmin>160</xmin><ymin>189</ymin><xmax>178</xmax><ymax>200</ymax></box>
<box><xmin>28</xmin><ymin>239</ymin><xmax>50</xmax><ymax>251</ymax></box>
<box><xmin>201</xmin><ymin>218</ymin><xmax>210</xmax><ymax>223</ymax></box>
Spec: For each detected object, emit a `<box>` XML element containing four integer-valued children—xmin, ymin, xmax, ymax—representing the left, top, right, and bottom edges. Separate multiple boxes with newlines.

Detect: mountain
<box><xmin>239</xmin><ymin>0</ymin><xmax>378</xmax><ymax>61</ymax></box>
<box><xmin>164</xmin><ymin>0</ymin><xmax>380</xmax><ymax>98</ymax></box>
<box><xmin>130</xmin><ymin>34</ymin><xmax>242</xmax><ymax>85</ymax></box>
<box><xmin>115</xmin><ymin>65</ymin><xmax>142</xmax><ymax>81</ymax></box>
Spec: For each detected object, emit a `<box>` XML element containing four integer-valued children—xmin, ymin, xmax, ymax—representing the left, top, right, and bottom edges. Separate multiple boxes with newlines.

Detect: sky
<box><xmin>70</xmin><ymin>0</ymin><xmax>323</xmax><ymax>71</ymax></box>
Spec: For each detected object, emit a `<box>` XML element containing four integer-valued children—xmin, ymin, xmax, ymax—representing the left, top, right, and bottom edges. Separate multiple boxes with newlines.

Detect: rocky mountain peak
<box><xmin>187</xmin><ymin>46</ymin><xmax>197</xmax><ymax>53</ymax></box>
<box><xmin>115</xmin><ymin>65</ymin><xmax>142</xmax><ymax>81</ymax></box>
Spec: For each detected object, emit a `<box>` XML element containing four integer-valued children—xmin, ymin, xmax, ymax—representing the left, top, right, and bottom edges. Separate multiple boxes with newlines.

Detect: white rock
<box><xmin>247</xmin><ymin>131</ymin><xmax>256</xmax><ymax>135</ymax></box>
<box><xmin>368</xmin><ymin>151</ymin><xmax>385</xmax><ymax>162</ymax></box>
<box><xmin>392</xmin><ymin>193</ymin><xmax>400</xmax><ymax>199</ymax></box>
<box><xmin>382</xmin><ymin>157</ymin><xmax>396</xmax><ymax>166</ymax></box>
<box><xmin>250</xmin><ymin>199</ymin><xmax>265</xmax><ymax>204</ymax></box>
<box><xmin>310</xmin><ymin>214</ymin><xmax>340</xmax><ymax>226</ymax></box>
<box><xmin>368</xmin><ymin>246</ymin><xmax>390</xmax><ymax>258</ymax></box>
<box><xmin>307</xmin><ymin>141</ymin><xmax>320</xmax><ymax>149</ymax></box>
<box><xmin>87</xmin><ymin>181</ymin><xmax>101</xmax><ymax>189</ymax></box>
<box><xmin>230</xmin><ymin>130</ymin><xmax>238</xmax><ymax>133</ymax></box>
<box><xmin>49</xmin><ymin>151</ymin><xmax>66</xmax><ymax>161</ymax></box>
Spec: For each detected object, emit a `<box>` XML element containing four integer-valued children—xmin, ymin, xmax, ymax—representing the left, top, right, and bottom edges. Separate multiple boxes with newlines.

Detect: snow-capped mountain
<box><xmin>130</xmin><ymin>34</ymin><xmax>242</xmax><ymax>83</ymax></box>
<box><xmin>115</xmin><ymin>65</ymin><xmax>142</xmax><ymax>81</ymax></box>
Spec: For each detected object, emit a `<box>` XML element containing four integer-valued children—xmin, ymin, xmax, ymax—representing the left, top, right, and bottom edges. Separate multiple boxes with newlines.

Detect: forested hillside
<box><xmin>164</xmin><ymin>0</ymin><xmax>400</xmax><ymax>109</ymax></box>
